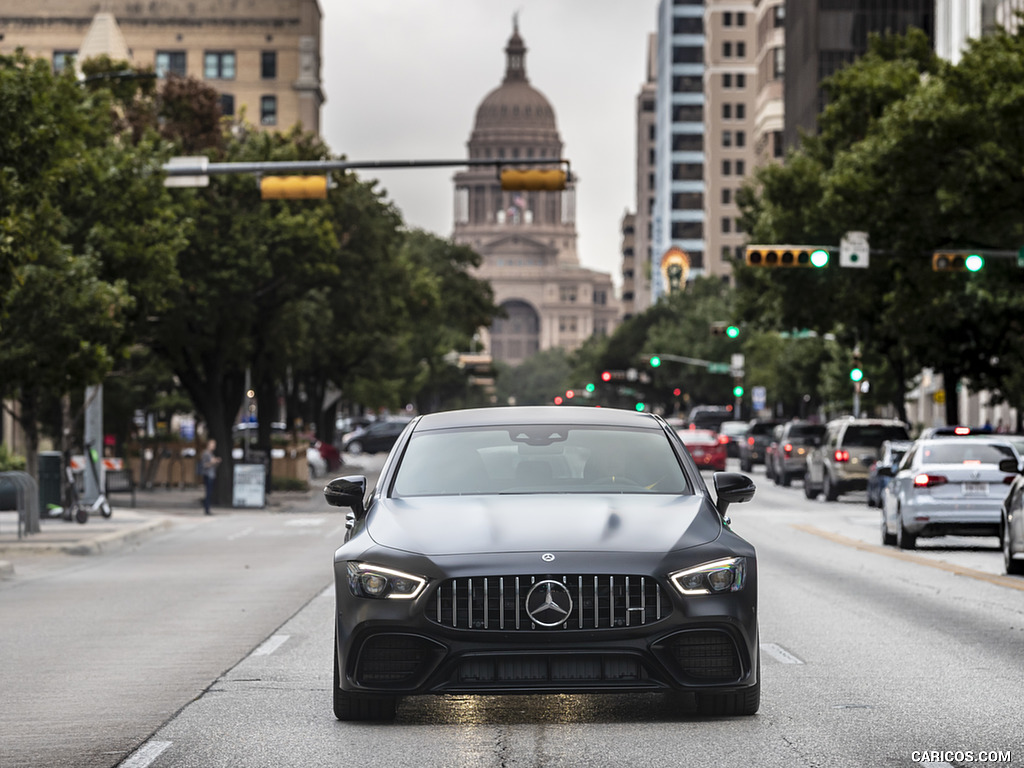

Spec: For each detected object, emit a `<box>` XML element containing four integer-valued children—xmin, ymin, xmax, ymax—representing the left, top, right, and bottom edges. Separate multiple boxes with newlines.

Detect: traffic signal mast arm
<box><xmin>163</xmin><ymin>156</ymin><xmax>572</xmax><ymax>190</ymax></box>
<box><xmin>644</xmin><ymin>353</ymin><xmax>732</xmax><ymax>373</ymax></box>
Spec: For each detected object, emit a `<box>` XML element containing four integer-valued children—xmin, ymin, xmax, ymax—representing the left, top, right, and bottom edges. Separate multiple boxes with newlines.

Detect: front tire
<box><xmin>1004</xmin><ymin>522</ymin><xmax>1024</xmax><ymax>575</ymax></box>
<box><xmin>333</xmin><ymin>631</ymin><xmax>397</xmax><ymax>721</ymax></box>
<box><xmin>695</xmin><ymin>680</ymin><xmax>760</xmax><ymax>716</ymax></box>
<box><xmin>346</xmin><ymin>441</ymin><xmax>363</xmax><ymax>457</ymax></box>
<box><xmin>823</xmin><ymin>472</ymin><xmax>839</xmax><ymax>502</ymax></box>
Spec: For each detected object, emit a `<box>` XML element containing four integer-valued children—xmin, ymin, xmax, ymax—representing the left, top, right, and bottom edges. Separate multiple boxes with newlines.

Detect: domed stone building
<box><xmin>453</xmin><ymin>21</ymin><xmax>620</xmax><ymax>365</ymax></box>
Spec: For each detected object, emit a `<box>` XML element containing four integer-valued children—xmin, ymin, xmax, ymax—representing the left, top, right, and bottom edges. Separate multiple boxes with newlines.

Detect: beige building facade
<box><xmin>0</xmin><ymin>0</ymin><xmax>324</xmax><ymax>135</ymax></box>
<box><xmin>453</xmin><ymin>23</ymin><xmax>620</xmax><ymax>365</ymax></box>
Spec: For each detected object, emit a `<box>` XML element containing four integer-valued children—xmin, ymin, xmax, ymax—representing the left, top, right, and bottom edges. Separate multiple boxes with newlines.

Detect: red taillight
<box><xmin>953</xmin><ymin>426</ymin><xmax>971</xmax><ymax>435</ymax></box>
<box><xmin>718</xmin><ymin>435</ymin><xmax>730</xmax><ymax>445</ymax></box>
<box><xmin>747</xmin><ymin>436</ymin><xmax>755</xmax><ymax>445</ymax></box>
<box><xmin>914</xmin><ymin>473</ymin><xmax>947</xmax><ymax>488</ymax></box>
<box><xmin>1004</xmin><ymin>476</ymin><xmax>1016</xmax><ymax>485</ymax></box>
<box><xmin>834</xmin><ymin>449</ymin><xmax>850</xmax><ymax>462</ymax></box>
<box><xmin>783</xmin><ymin>443</ymin><xmax>794</xmax><ymax>456</ymax></box>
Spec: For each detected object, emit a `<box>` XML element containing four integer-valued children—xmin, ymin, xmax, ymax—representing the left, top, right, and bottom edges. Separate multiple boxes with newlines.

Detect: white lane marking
<box><xmin>760</xmin><ymin>642</ymin><xmax>805</xmax><ymax>664</ymax></box>
<box><xmin>284</xmin><ymin>518</ymin><xmax>326</xmax><ymax>527</ymax></box>
<box><xmin>227</xmin><ymin>526</ymin><xmax>254</xmax><ymax>541</ymax></box>
<box><xmin>252</xmin><ymin>634</ymin><xmax>290</xmax><ymax>656</ymax></box>
<box><xmin>121</xmin><ymin>740</ymin><xmax>171</xmax><ymax>768</ymax></box>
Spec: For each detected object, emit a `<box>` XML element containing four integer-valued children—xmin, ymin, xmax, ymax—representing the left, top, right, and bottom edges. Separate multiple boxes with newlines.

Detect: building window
<box><xmin>673</xmin><ymin>75</ymin><xmax>702</xmax><ymax>93</ymax></box>
<box><xmin>774</xmin><ymin>5</ymin><xmax>785</xmax><ymax>27</ymax></box>
<box><xmin>773</xmin><ymin>47</ymin><xmax>785</xmax><ymax>79</ymax></box>
<box><xmin>736</xmin><ymin>131</ymin><xmax>746</xmax><ymax>147</ymax></box>
<box><xmin>204</xmin><ymin>51</ymin><xmax>236</xmax><ymax>79</ymax></box>
<box><xmin>648</xmin><ymin>172</ymin><xmax>656</xmax><ymax>190</ymax></box>
<box><xmin>736</xmin><ymin>103</ymin><xmax>746</xmax><ymax>119</ymax></box>
<box><xmin>723</xmin><ymin>41</ymin><xmax>732</xmax><ymax>57</ymax></box>
<box><xmin>672</xmin><ymin>163</ymin><xmax>703</xmax><ymax>181</ymax></box>
<box><xmin>261</xmin><ymin>51</ymin><xmax>277</xmax><ymax>79</ymax></box>
<box><xmin>722</xmin><ymin>217</ymin><xmax>731</xmax><ymax>234</ymax></box>
<box><xmin>736</xmin><ymin>73</ymin><xmax>747</xmax><ymax>88</ymax></box>
<box><xmin>672</xmin><ymin>45</ymin><xmax>704</xmax><ymax>64</ymax></box>
<box><xmin>672</xmin><ymin>104</ymin><xmax>704</xmax><ymax>122</ymax></box>
<box><xmin>737</xmin><ymin>11</ymin><xmax>746</xmax><ymax>26</ymax></box>
<box><xmin>260</xmin><ymin>95</ymin><xmax>277</xmax><ymax>125</ymax></box>
<box><xmin>594</xmin><ymin>290</ymin><xmax>607</xmax><ymax>306</ymax></box>
<box><xmin>155</xmin><ymin>51</ymin><xmax>186</xmax><ymax>78</ymax></box>
<box><xmin>773</xmin><ymin>130</ymin><xmax>784</xmax><ymax>158</ymax></box>
<box><xmin>671</xmin><ymin>221</ymin><xmax>703</xmax><ymax>239</ymax></box>
<box><xmin>673</xmin><ymin>16</ymin><xmax>703</xmax><ymax>34</ymax></box>
<box><xmin>648</xmin><ymin>124</ymin><xmax>656</xmax><ymax>140</ymax></box>
<box><xmin>722</xmin><ymin>189</ymin><xmax>731</xmax><ymax>205</ymax></box>
<box><xmin>722</xmin><ymin>246</ymin><xmax>732</xmax><ymax>259</ymax></box>
<box><xmin>722</xmin><ymin>131</ymin><xmax>732</xmax><ymax>147</ymax></box>
<box><xmin>737</xmin><ymin>42</ymin><xmax>746</xmax><ymax>58</ymax></box>
<box><xmin>723</xmin><ymin>73</ymin><xmax>732</xmax><ymax>88</ymax></box>
<box><xmin>673</xmin><ymin>192</ymin><xmax>704</xmax><ymax>209</ymax></box>
<box><xmin>672</xmin><ymin>133</ymin><xmax>703</xmax><ymax>151</ymax></box>
<box><xmin>220</xmin><ymin>94</ymin><xmax>235</xmax><ymax>117</ymax></box>
<box><xmin>722</xmin><ymin>160</ymin><xmax>732</xmax><ymax>175</ymax></box>
<box><xmin>736</xmin><ymin>160</ymin><xmax>746</xmax><ymax>176</ymax></box>
<box><xmin>53</xmin><ymin>50</ymin><xmax>77</xmax><ymax>73</ymax></box>
<box><xmin>735</xmin><ymin>218</ymin><xmax>745</xmax><ymax>234</ymax></box>
<box><xmin>723</xmin><ymin>12</ymin><xmax>733</xmax><ymax>26</ymax></box>
<box><xmin>722</xmin><ymin>103</ymin><xmax>732</xmax><ymax>119</ymax></box>
<box><xmin>560</xmin><ymin>285</ymin><xmax>578</xmax><ymax>303</ymax></box>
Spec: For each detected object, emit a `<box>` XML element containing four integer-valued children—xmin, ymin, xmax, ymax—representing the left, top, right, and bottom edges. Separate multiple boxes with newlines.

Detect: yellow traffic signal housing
<box><xmin>744</xmin><ymin>245</ymin><xmax>830</xmax><ymax>268</ymax></box>
<box><xmin>932</xmin><ymin>251</ymin><xmax>984</xmax><ymax>272</ymax></box>
<box><xmin>499</xmin><ymin>168</ymin><xmax>567</xmax><ymax>191</ymax></box>
<box><xmin>260</xmin><ymin>175</ymin><xmax>329</xmax><ymax>200</ymax></box>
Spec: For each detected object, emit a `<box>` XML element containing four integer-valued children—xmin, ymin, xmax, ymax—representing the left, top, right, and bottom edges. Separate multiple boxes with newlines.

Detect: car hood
<box><xmin>365</xmin><ymin>493</ymin><xmax>721</xmax><ymax>556</ymax></box>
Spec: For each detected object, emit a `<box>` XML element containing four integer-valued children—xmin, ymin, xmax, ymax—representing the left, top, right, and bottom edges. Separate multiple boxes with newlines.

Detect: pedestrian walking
<box><xmin>200</xmin><ymin>439</ymin><xmax>222</xmax><ymax>515</ymax></box>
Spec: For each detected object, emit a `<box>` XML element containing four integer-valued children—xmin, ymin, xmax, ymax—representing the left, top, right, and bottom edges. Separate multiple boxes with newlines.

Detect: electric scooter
<box><xmin>54</xmin><ymin>443</ymin><xmax>112</xmax><ymax>524</ymax></box>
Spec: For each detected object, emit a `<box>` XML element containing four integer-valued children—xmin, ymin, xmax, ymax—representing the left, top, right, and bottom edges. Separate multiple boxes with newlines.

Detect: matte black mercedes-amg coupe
<box><xmin>325</xmin><ymin>406</ymin><xmax>760</xmax><ymax>720</ymax></box>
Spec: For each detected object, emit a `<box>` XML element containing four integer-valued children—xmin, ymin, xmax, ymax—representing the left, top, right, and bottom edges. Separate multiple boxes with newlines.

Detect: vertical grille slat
<box><xmin>431</xmin><ymin>574</ymin><xmax>670</xmax><ymax>631</ymax></box>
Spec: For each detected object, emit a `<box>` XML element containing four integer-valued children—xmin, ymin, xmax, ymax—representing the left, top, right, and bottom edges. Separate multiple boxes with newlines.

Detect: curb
<box><xmin>0</xmin><ymin>517</ymin><xmax>176</xmax><ymax>561</ymax></box>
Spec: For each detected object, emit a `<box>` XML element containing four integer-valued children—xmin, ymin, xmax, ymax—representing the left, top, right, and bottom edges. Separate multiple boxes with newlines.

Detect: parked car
<box><xmin>805</xmin><ymin>418</ymin><xmax>911</xmax><ymax>501</ymax></box>
<box><xmin>325</xmin><ymin>406</ymin><xmax>760</xmax><ymax>720</ymax></box>
<box><xmin>340</xmin><ymin>418</ymin><xmax>413</xmax><ymax>456</ymax></box>
<box><xmin>866</xmin><ymin>439</ymin><xmax>913</xmax><ymax>508</ymax></box>
<box><xmin>677</xmin><ymin>427</ymin><xmax>728</xmax><ymax>471</ymax></box>
<box><xmin>999</xmin><ymin>459</ymin><xmax>1024</xmax><ymax>574</ymax></box>
<box><xmin>879</xmin><ymin>436</ymin><xmax>1018</xmax><ymax>549</ymax></box>
<box><xmin>719</xmin><ymin>420</ymin><xmax>749</xmax><ymax>458</ymax></box>
<box><xmin>769</xmin><ymin>421</ymin><xmax>827</xmax><ymax>487</ymax></box>
<box><xmin>738</xmin><ymin>419</ymin><xmax>781</xmax><ymax>472</ymax></box>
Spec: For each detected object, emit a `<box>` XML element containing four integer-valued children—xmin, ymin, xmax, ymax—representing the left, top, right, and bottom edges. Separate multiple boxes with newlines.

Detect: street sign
<box><xmin>707</xmin><ymin>363</ymin><xmax>730</xmax><ymax>374</ymax></box>
<box><xmin>752</xmin><ymin>386</ymin><xmax>766</xmax><ymax>411</ymax></box>
<box><xmin>840</xmin><ymin>231</ymin><xmax>869</xmax><ymax>268</ymax></box>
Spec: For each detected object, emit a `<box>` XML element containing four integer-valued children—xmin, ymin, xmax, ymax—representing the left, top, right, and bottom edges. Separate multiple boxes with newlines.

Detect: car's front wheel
<box><xmin>346</xmin><ymin>440</ymin><xmax>363</xmax><ymax>457</ymax></box>
<box><xmin>333</xmin><ymin>632</ymin><xmax>397</xmax><ymax>721</ymax></box>
<box><xmin>694</xmin><ymin>679</ymin><xmax>760</xmax><ymax>716</ymax></box>
<box><xmin>1004</xmin><ymin>521</ymin><xmax>1024</xmax><ymax>575</ymax></box>
<box><xmin>822</xmin><ymin>472</ymin><xmax>839</xmax><ymax>502</ymax></box>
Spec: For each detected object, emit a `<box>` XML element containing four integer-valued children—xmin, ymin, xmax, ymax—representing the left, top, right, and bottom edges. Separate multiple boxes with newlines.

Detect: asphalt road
<box><xmin>3</xmin><ymin>457</ymin><xmax>1022</xmax><ymax>768</ymax></box>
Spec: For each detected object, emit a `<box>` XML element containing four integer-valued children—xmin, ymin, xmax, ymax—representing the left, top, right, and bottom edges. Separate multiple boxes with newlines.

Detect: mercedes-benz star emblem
<box><xmin>541</xmin><ymin>553</ymin><xmax>555</xmax><ymax>562</ymax></box>
<box><xmin>525</xmin><ymin>580</ymin><xmax>573</xmax><ymax>627</ymax></box>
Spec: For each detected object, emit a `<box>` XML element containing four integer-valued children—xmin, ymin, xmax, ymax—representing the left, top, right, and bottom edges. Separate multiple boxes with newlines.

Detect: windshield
<box><xmin>921</xmin><ymin>442</ymin><xmax>1016</xmax><ymax>465</ymax></box>
<box><xmin>788</xmin><ymin>424</ymin><xmax>825</xmax><ymax>439</ymax></box>
<box><xmin>843</xmin><ymin>425</ymin><xmax>909</xmax><ymax>447</ymax></box>
<box><xmin>392</xmin><ymin>424</ymin><xmax>692</xmax><ymax>497</ymax></box>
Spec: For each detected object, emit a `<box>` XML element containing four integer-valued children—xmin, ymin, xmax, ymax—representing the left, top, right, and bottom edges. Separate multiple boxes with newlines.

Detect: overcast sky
<box><xmin>320</xmin><ymin>0</ymin><xmax>661</xmax><ymax>287</ymax></box>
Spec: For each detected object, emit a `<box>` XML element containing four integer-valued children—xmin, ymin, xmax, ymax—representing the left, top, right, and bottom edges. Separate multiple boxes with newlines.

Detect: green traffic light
<box><xmin>635</xmin><ymin>402</ymin><xmax>646</xmax><ymax>412</ymax></box>
<box><xmin>810</xmin><ymin>249</ymin><xmax>829</xmax><ymax>268</ymax></box>
<box><xmin>585</xmin><ymin>383</ymin><xmax>595</xmax><ymax>393</ymax></box>
<box><xmin>965</xmin><ymin>253</ymin><xmax>984</xmax><ymax>272</ymax></box>
<box><xmin>649</xmin><ymin>356</ymin><xmax>661</xmax><ymax>368</ymax></box>
<box><xmin>850</xmin><ymin>367</ymin><xmax>864</xmax><ymax>383</ymax></box>
<box><xmin>726</xmin><ymin>325</ymin><xmax>740</xmax><ymax>339</ymax></box>
<box><xmin>733</xmin><ymin>385</ymin><xmax>744</xmax><ymax>397</ymax></box>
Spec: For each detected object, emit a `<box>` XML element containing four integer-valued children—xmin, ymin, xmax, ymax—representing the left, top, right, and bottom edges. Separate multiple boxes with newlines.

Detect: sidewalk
<box><xmin>0</xmin><ymin>481</ymin><xmax>326</xmax><ymax>577</ymax></box>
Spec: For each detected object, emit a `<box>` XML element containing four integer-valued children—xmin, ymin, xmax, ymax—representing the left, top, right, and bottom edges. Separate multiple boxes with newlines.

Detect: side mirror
<box><xmin>712</xmin><ymin>471</ymin><xmax>756</xmax><ymax>517</ymax></box>
<box><xmin>998</xmin><ymin>458</ymin><xmax>1021</xmax><ymax>474</ymax></box>
<box><xmin>324</xmin><ymin>475</ymin><xmax>367</xmax><ymax>514</ymax></box>
<box><xmin>876</xmin><ymin>465</ymin><xmax>895</xmax><ymax>477</ymax></box>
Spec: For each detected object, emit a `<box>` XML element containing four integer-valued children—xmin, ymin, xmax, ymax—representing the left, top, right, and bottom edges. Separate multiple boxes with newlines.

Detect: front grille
<box><xmin>667</xmin><ymin>630</ymin><xmax>742</xmax><ymax>682</ymax></box>
<box><xmin>430</xmin><ymin>574</ymin><xmax>669</xmax><ymax>630</ymax></box>
<box><xmin>354</xmin><ymin>634</ymin><xmax>439</xmax><ymax>684</ymax></box>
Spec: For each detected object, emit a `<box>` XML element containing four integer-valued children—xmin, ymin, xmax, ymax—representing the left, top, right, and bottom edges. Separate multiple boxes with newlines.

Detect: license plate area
<box><xmin>962</xmin><ymin>482</ymin><xmax>988</xmax><ymax>495</ymax></box>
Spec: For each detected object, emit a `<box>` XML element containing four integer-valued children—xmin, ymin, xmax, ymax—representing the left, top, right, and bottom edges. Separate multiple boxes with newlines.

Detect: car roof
<box><xmin>413</xmin><ymin>406</ymin><xmax>666</xmax><ymax>431</ymax></box>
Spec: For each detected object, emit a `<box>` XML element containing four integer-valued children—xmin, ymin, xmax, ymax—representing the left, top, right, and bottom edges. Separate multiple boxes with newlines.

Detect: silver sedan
<box><xmin>879</xmin><ymin>437</ymin><xmax>1019</xmax><ymax>549</ymax></box>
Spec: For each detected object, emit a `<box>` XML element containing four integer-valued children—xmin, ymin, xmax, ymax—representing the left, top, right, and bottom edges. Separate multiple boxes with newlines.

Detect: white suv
<box><xmin>805</xmin><ymin>418</ymin><xmax>910</xmax><ymax>501</ymax></box>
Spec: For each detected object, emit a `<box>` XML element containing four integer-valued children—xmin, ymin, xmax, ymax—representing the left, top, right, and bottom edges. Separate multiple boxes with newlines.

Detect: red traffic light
<box><xmin>601</xmin><ymin>371</ymin><xmax>612</xmax><ymax>382</ymax></box>
<box><xmin>554</xmin><ymin>395</ymin><xmax>563</xmax><ymax>405</ymax></box>
<box><xmin>565</xmin><ymin>390</ymin><xmax>575</xmax><ymax>399</ymax></box>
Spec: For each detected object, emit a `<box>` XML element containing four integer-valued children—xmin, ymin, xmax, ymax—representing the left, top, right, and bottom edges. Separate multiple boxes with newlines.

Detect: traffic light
<box><xmin>733</xmin><ymin>385</ymin><xmax>744</xmax><ymax>398</ymax></box>
<box><xmin>850</xmin><ymin>367</ymin><xmax>864</xmax><ymax>383</ymax></box>
<box><xmin>601</xmin><ymin>371</ymin><xmax>612</xmax><ymax>382</ymax></box>
<box><xmin>585</xmin><ymin>383</ymin><xmax>596</xmax><ymax>393</ymax></box>
<box><xmin>932</xmin><ymin>251</ymin><xmax>984</xmax><ymax>272</ymax></box>
<box><xmin>726</xmin><ymin>325</ymin><xmax>740</xmax><ymax>339</ymax></box>
<box><xmin>500</xmin><ymin>168</ymin><xmax>567</xmax><ymax>191</ymax></box>
<box><xmin>745</xmin><ymin>245</ymin><xmax>830</xmax><ymax>268</ymax></box>
<box><xmin>710</xmin><ymin>322</ymin><xmax>726</xmax><ymax>336</ymax></box>
<box><xmin>649</xmin><ymin>356</ymin><xmax>662</xmax><ymax>368</ymax></box>
<box><xmin>260</xmin><ymin>175</ymin><xmax>329</xmax><ymax>200</ymax></box>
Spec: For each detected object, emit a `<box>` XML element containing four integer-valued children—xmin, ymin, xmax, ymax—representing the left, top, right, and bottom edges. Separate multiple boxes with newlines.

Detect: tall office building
<box><xmin>752</xmin><ymin>0</ymin><xmax>786</xmax><ymax>168</ymax></box>
<box><xmin>783</xmin><ymin>1</ymin><xmax>933</xmax><ymax>151</ymax></box>
<box><xmin>452</xmin><ymin>23</ymin><xmax>620</xmax><ymax>365</ymax></box>
<box><xmin>935</xmin><ymin>0</ymin><xmax>1024</xmax><ymax>63</ymax></box>
<box><xmin>0</xmin><ymin>0</ymin><xmax>324</xmax><ymax>136</ymax></box>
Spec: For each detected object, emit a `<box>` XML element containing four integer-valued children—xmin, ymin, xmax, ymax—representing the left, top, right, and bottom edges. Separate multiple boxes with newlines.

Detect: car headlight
<box><xmin>346</xmin><ymin>562</ymin><xmax>427</xmax><ymax>600</ymax></box>
<box><xmin>670</xmin><ymin>557</ymin><xmax>746</xmax><ymax>595</ymax></box>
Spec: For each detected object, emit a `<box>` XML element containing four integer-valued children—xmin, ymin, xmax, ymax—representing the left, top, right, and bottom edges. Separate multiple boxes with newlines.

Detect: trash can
<box><xmin>38</xmin><ymin>451</ymin><xmax>63</xmax><ymax>517</ymax></box>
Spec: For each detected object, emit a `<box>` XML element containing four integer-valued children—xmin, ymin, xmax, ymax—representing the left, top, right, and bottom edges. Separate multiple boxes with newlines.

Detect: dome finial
<box><xmin>504</xmin><ymin>13</ymin><xmax>527</xmax><ymax>83</ymax></box>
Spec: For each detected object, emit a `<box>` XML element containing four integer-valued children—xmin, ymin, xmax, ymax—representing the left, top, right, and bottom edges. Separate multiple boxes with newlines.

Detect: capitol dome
<box><xmin>469</xmin><ymin>20</ymin><xmax>561</xmax><ymax>147</ymax></box>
